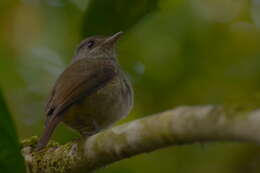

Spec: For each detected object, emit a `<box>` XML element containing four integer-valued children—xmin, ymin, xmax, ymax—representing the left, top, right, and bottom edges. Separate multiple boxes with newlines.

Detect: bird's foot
<box><xmin>71</xmin><ymin>138</ymin><xmax>82</xmax><ymax>143</ymax></box>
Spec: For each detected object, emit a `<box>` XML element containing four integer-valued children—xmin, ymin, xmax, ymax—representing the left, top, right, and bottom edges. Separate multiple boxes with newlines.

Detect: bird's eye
<box><xmin>87</xmin><ymin>40</ymin><xmax>95</xmax><ymax>48</ymax></box>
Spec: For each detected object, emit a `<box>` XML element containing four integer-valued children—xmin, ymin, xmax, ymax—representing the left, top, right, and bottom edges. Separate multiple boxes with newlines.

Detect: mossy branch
<box><xmin>21</xmin><ymin>105</ymin><xmax>260</xmax><ymax>173</ymax></box>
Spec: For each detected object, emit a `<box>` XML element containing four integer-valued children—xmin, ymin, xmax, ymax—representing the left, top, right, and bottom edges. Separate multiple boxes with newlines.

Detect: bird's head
<box><xmin>73</xmin><ymin>31</ymin><xmax>123</xmax><ymax>62</ymax></box>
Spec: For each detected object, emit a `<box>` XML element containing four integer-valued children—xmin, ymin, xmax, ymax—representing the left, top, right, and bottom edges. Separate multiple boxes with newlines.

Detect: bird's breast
<box><xmin>62</xmin><ymin>73</ymin><xmax>133</xmax><ymax>134</ymax></box>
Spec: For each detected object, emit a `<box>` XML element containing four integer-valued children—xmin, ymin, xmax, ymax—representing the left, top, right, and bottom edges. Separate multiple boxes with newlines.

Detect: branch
<box><xmin>21</xmin><ymin>105</ymin><xmax>260</xmax><ymax>173</ymax></box>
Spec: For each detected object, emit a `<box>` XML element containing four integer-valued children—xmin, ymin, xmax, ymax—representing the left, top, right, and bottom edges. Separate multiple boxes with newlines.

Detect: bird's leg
<box><xmin>81</xmin><ymin>120</ymin><xmax>102</xmax><ymax>137</ymax></box>
<box><xmin>93</xmin><ymin>120</ymin><xmax>101</xmax><ymax>133</ymax></box>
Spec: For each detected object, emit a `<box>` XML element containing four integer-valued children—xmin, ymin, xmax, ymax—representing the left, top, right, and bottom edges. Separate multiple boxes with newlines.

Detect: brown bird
<box><xmin>36</xmin><ymin>32</ymin><xmax>133</xmax><ymax>150</ymax></box>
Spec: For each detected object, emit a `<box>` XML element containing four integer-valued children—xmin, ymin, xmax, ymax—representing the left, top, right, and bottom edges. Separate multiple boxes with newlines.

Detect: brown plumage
<box><xmin>36</xmin><ymin>32</ymin><xmax>133</xmax><ymax>150</ymax></box>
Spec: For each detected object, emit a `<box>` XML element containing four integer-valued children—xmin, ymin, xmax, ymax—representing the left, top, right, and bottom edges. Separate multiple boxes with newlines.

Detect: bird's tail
<box><xmin>35</xmin><ymin>115</ymin><xmax>62</xmax><ymax>151</ymax></box>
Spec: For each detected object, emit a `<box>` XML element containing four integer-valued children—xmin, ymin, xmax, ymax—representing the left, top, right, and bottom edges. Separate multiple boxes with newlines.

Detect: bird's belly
<box><xmin>62</xmin><ymin>77</ymin><xmax>132</xmax><ymax>136</ymax></box>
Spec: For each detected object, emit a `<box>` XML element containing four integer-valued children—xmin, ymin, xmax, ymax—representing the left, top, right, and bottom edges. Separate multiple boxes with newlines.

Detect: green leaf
<box><xmin>0</xmin><ymin>90</ymin><xmax>26</xmax><ymax>173</ymax></box>
<box><xmin>82</xmin><ymin>0</ymin><xmax>159</xmax><ymax>36</ymax></box>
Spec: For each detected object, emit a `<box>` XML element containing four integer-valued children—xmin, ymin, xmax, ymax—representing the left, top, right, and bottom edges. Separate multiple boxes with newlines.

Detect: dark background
<box><xmin>1</xmin><ymin>0</ymin><xmax>260</xmax><ymax>172</ymax></box>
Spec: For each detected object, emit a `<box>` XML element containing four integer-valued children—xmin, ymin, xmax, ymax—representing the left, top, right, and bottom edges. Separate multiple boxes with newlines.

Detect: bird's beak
<box><xmin>104</xmin><ymin>31</ymin><xmax>124</xmax><ymax>44</ymax></box>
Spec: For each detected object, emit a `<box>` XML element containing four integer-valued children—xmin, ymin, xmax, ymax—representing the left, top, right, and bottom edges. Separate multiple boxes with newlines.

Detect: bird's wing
<box><xmin>36</xmin><ymin>58</ymin><xmax>117</xmax><ymax>150</ymax></box>
<box><xmin>46</xmin><ymin>58</ymin><xmax>117</xmax><ymax>118</ymax></box>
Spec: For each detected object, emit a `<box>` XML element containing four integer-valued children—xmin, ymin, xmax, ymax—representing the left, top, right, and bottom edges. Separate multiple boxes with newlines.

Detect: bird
<box><xmin>36</xmin><ymin>31</ymin><xmax>133</xmax><ymax>150</ymax></box>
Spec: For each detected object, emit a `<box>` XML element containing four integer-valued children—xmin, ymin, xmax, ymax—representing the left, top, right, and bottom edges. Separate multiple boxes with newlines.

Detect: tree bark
<box><xmin>21</xmin><ymin>105</ymin><xmax>260</xmax><ymax>173</ymax></box>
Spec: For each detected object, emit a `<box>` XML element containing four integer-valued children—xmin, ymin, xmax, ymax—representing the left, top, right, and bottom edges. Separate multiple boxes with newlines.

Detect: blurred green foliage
<box><xmin>82</xmin><ymin>0</ymin><xmax>158</xmax><ymax>36</ymax></box>
<box><xmin>1</xmin><ymin>0</ymin><xmax>260</xmax><ymax>172</ymax></box>
<box><xmin>0</xmin><ymin>90</ymin><xmax>26</xmax><ymax>173</ymax></box>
